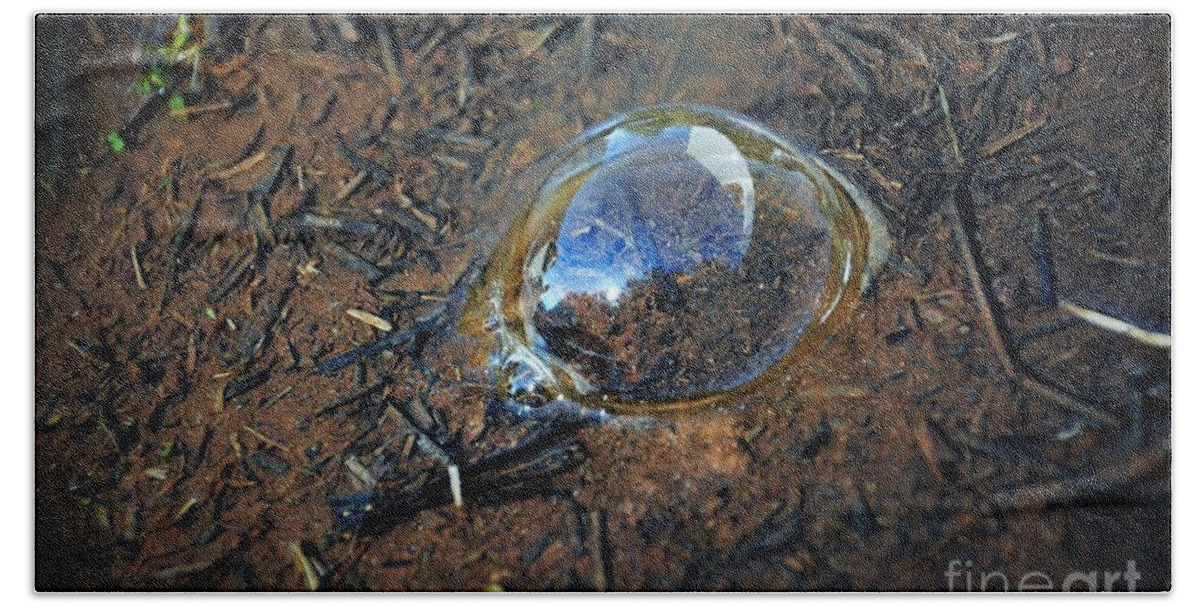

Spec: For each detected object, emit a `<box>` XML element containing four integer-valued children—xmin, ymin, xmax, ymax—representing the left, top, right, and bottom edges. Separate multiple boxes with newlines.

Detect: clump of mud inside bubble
<box><xmin>531</xmin><ymin>173</ymin><xmax>836</xmax><ymax>403</ymax></box>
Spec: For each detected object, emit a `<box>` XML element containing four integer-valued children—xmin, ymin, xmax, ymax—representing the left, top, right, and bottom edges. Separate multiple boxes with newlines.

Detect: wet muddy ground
<box><xmin>35</xmin><ymin>14</ymin><xmax>1169</xmax><ymax>591</ymax></box>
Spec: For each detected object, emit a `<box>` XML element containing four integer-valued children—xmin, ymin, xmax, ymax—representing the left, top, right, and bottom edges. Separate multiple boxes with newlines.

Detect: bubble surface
<box><xmin>471</xmin><ymin>105</ymin><xmax>885</xmax><ymax>414</ymax></box>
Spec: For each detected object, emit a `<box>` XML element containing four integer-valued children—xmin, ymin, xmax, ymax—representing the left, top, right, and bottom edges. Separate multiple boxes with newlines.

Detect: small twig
<box><xmin>942</xmin><ymin>191</ymin><xmax>1015</xmax><ymax>378</ymax></box>
<box><xmin>1060</xmin><ymin>300</ymin><xmax>1171</xmax><ymax>349</ymax></box>
<box><xmin>229</xmin><ymin>433</ymin><xmax>243</xmax><ymax>460</ymax></box>
<box><xmin>346</xmin><ymin>309</ymin><xmax>393</xmax><ymax>332</ymax></box>
<box><xmin>288</xmin><ymin>542</ymin><xmax>320</xmax><ymax>591</ymax></box>
<box><xmin>392</xmin><ymin>184</ymin><xmax>439</xmax><ymax>231</ymax></box>
<box><xmin>242</xmin><ymin>424</ymin><xmax>289</xmax><ymax>453</ymax></box>
<box><xmin>910</xmin><ymin>415</ymin><xmax>944</xmax><ymax>483</ymax></box>
<box><xmin>315</xmin><ymin>258</ymin><xmax>482</xmax><ymax>374</ymax></box>
<box><xmin>130</xmin><ymin>245</ymin><xmax>147</xmax><ymax>290</ymax></box>
<box><xmin>344</xmin><ymin>455</ymin><xmax>376</xmax><ymax>488</ymax></box>
<box><xmin>376</xmin><ymin>22</ymin><xmax>403</xmax><ymax>94</ymax></box>
<box><xmin>937</xmin><ymin>85</ymin><xmax>964</xmax><ymax>165</ymax></box>
<box><xmin>980</xmin><ymin>116</ymin><xmax>1047</xmax><ymax>158</ymax></box>
<box><xmin>66</xmin><ymin>340</ymin><xmax>110</xmax><ymax>371</ymax></box>
<box><xmin>519</xmin><ymin>22</ymin><xmax>560</xmax><ymax>59</ymax></box>
<box><xmin>447</xmin><ymin>464</ymin><xmax>464</xmax><ymax>508</ymax></box>
<box><xmin>174</xmin><ymin>497</ymin><xmax>200</xmax><ymax>522</ymax></box>
<box><xmin>262</xmin><ymin>385</ymin><xmax>294</xmax><ymax>409</ymax></box>
<box><xmin>207</xmin><ymin>150</ymin><xmax>267</xmax><ymax>180</ymax></box>
<box><xmin>332</xmin><ymin>171</ymin><xmax>367</xmax><ymax>204</ymax></box>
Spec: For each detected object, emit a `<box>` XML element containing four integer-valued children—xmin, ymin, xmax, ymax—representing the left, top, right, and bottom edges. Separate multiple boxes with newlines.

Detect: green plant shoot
<box><xmin>107</xmin><ymin>131</ymin><xmax>126</xmax><ymax>153</ymax></box>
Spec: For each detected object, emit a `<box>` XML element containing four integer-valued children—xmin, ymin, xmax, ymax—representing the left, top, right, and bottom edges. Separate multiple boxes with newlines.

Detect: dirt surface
<box><xmin>35</xmin><ymin>14</ymin><xmax>1169</xmax><ymax>591</ymax></box>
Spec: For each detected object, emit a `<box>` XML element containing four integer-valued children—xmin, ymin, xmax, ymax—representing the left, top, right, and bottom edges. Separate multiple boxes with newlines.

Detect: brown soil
<box><xmin>35</xmin><ymin>14</ymin><xmax>1169</xmax><ymax>591</ymax></box>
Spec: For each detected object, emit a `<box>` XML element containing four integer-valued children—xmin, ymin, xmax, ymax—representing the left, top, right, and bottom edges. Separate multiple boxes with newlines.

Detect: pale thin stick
<box><xmin>130</xmin><ymin>245</ymin><xmax>147</xmax><ymax>290</ymax></box>
<box><xmin>1060</xmin><ymin>300</ymin><xmax>1171</xmax><ymax>349</ymax></box>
